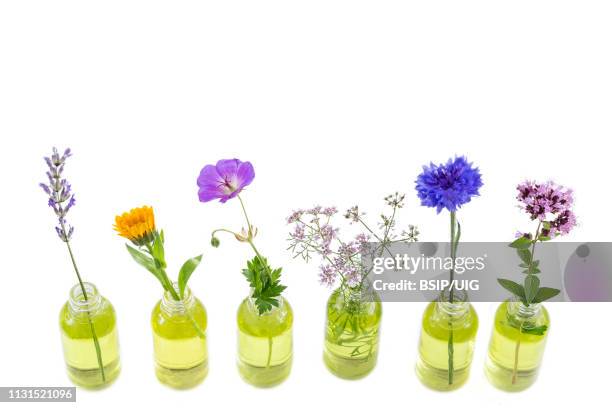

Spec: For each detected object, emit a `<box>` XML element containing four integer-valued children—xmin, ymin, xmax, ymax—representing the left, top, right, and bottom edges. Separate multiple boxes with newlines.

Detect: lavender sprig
<box><xmin>40</xmin><ymin>147</ymin><xmax>106</xmax><ymax>383</ymax></box>
<box><xmin>40</xmin><ymin>148</ymin><xmax>76</xmax><ymax>242</ymax></box>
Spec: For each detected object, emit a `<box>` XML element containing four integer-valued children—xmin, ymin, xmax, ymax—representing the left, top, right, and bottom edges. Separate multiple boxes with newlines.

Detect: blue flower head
<box><xmin>415</xmin><ymin>156</ymin><xmax>483</xmax><ymax>213</ymax></box>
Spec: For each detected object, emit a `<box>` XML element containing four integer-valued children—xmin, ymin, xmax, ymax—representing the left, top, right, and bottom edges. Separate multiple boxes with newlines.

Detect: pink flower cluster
<box><xmin>516</xmin><ymin>180</ymin><xmax>576</xmax><ymax>237</ymax></box>
<box><xmin>287</xmin><ymin>206</ymin><xmax>370</xmax><ymax>288</ymax></box>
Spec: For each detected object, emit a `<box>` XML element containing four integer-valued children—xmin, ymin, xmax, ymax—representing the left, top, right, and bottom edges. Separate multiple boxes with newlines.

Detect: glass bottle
<box><xmin>151</xmin><ymin>284</ymin><xmax>208</xmax><ymax>389</ymax></box>
<box><xmin>237</xmin><ymin>295</ymin><xmax>293</xmax><ymax>387</ymax></box>
<box><xmin>415</xmin><ymin>290</ymin><xmax>478</xmax><ymax>391</ymax></box>
<box><xmin>59</xmin><ymin>282</ymin><xmax>121</xmax><ymax>388</ymax></box>
<box><xmin>323</xmin><ymin>286</ymin><xmax>382</xmax><ymax>379</ymax></box>
<box><xmin>485</xmin><ymin>299</ymin><xmax>550</xmax><ymax>391</ymax></box>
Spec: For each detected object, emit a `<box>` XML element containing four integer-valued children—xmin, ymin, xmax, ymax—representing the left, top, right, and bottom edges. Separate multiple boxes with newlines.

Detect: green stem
<box><xmin>266</xmin><ymin>336</ymin><xmax>273</xmax><ymax>368</ymax></box>
<box><xmin>512</xmin><ymin>322</ymin><xmax>524</xmax><ymax>385</ymax></box>
<box><xmin>511</xmin><ymin>223</ymin><xmax>541</xmax><ymax>385</ymax></box>
<box><xmin>447</xmin><ymin>211</ymin><xmax>457</xmax><ymax>385</ymax></box>
<box><xmin>62</xmin><ymin>224</ymin><xmax>106</xmax><ymax>383</ymax></box>
<box><xmin>238</xmin><ymin>195</ymin><xmax>277</xmax><ymax>366</ymax></box>
<box><xmin>527</xmin><ymin>222</ymin><xmax>542</xmax><ymax>282</ymax></box>
<box><xmin>185</xmin><ymin>309</ymin><xmax>206</xmax><ymax>339</ymax></box>
<box><xmin>238</xmin><ymin>195</ymin><xmax>253</xmax><ymax>234</ymax></box>
<box><xmin>449</xmin><ymin>211</ymin><xmax>456</xmax><ymax>303</ymax></box>
<box><xmin>237</xmin><ymin>194</ymin><xmax>272</xmax><ymax>283</ymax></box>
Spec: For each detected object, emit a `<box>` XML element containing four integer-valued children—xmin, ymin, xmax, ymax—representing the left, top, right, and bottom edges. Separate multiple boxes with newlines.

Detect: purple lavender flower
<box><xmin>415</xmin><ymin>156</ymin><xmax>483</xmax><ymax>213</ymax></box>
<box><xmin>41</xmin><ymin>147</ymin><xmax>108</xmax><ymax>381</ymax></box>
<box><xmin>516</xmin><ymin>180</ymin><xmax>576</xmax><ymax>236</ymax></box>
<box><xmin>40</xmin><ymin>147</ymin><xmax>75</xmax><ymax>242</ymax></box>
<box><xmin>197</xmin><ymin>159</ymin><xmax>255</xmax><ymax>203</ymax></box>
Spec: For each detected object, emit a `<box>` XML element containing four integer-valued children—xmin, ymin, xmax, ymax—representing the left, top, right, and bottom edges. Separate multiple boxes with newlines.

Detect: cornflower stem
<box><xmin>61</xmin><ymin>222</ymin><xmax>106</xmax><ymax>383</ymax></box>
<box><xmin>447</xmin><ymin>211</ymin><xmax>457</xmax><ymax>385</ymax></box>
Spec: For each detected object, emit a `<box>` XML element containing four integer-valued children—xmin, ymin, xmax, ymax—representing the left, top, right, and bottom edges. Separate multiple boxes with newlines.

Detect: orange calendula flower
<box><xmin>114</xmin><ymin>206</ymin><xmax>156</xmax><ymax>246</ymax></box>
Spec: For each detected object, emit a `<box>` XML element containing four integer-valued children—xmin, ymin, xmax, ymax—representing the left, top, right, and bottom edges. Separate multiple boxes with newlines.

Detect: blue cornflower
<box><xmin>415</xmin><ymin>156</ymin><xmax>483</xmax><ymax>213</ymax></box>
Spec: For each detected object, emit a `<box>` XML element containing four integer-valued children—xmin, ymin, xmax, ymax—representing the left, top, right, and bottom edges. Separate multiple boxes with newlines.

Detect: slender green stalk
<box><xmin>238</xmin><ymin>195</ymin><xmax>275</xmax><ymax>367</ymax></box>
<box><xmin>62</xmin><ymin>223</ymin><xmax>106</xmax><ymax>382</ymax></box>
<box><xmin>512</xmin><ymin>322</ymin><xmax>524</xmax><ymax>384</ymax></box>
<box><xmin>511</xmin><ymin>222</ymin><xmax>541</xmax><ymax>384</ymax></box>
<box><xmin>238</xmin><ymin>195</ymin><xmax>267</xmax><ymax>269</ymax></box>
<box><xmin>266</xmin><ymin>336</ymin><xmax>273</xmax><ymax>368</ymax></box>
<box><xmin>447</xmin><ymin>211</ymin><xmax>457</xmax><ymax>385</ymax></box>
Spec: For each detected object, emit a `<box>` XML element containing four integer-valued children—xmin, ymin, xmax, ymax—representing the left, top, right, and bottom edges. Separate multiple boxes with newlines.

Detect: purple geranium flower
<box><xmin>415</xmin><ymin>156</ymin><xmax>483</xmax><ymax>213</ymax></box>
<box><xmin>197</xmin><ymin>159</ymin><xmax>255</xmax><ymax>203</ymax></box>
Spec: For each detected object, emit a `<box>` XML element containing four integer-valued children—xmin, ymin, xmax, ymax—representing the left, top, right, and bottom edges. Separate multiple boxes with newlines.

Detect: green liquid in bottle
<box><xmin>415</xmin><ymin>297</ymin><xmax>478</xmax><ymax>391</ymax></box>
<box><xmin>485</xmin><ymin>300</ymin><xmax>549</xmax><ymax>391</ymax></box>
<box><xmin>151</xmin><ymin>286</ymin><xmax>208</xmax><ymax>389</ymax></box>
<box><xmin>237</xmin><ymin>296</ymin><xmax>293</xmax><ymax>387</ymax></box>
<box><xmin>60</xmin><ymin>283</ymin><xmax>121</xmax><ymax>389</ymax></box>
<box><xmin>323</xmin><ymin>288</ymin><xmax>382</xmax><ymax>379</ymax></box>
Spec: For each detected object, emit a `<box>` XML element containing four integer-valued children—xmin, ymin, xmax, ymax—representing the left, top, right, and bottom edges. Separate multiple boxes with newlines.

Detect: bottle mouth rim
<box><xmin>436</xmin><ymin>288</ymin><xmax>469</xmax><ymax>303</ymax></box>
<box><xmin>161</xmin><ymin>282</ymin><xmax>195</xmax><ymax>313</ymax></box>
<box><xmin>68</xmin><ymin>282</ymin><xmax>101</xmax><ymax>311</ymax></box>
<box><xmin>507</xmin><ymin>297</ymin><xmax>542</xmax><ymax>317</ymax></box>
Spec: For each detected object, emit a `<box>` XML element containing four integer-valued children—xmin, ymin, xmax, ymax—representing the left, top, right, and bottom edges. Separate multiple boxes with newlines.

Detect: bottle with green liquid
<box><xmin>415</xmin><ymin>290</ymin><xmax>478</xmax><ymax>391</ymax></box>
<box><xmin>324</xmin><ymin>287</ymin><xmax>382</xmax><ymax>379</ymax></box>
<box><xmin>60</xmin><ymin>282</ymin><xmax>121</xmax><ymax>388</ymax></box>
<box><xmin>485</xmin><ymin>299</ymin><xmax>550</xmax><ymax>391</ymax></box>
<box><xmin>151</xmin><ymin>284</ymin><xmax>208</xmax><ymax>389</ymax></box>
<box><xmin>237</xmin><ymin>295</ymin><xmax>293</xmax><ymax>387</ymax></box>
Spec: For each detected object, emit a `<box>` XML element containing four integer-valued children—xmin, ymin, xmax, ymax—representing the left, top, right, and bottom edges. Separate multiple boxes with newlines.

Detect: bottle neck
<box><xmin>435</xmin><ymin>289</ymin><xmax>470</xmax><ymax>318</ymax></box>
<box><xmin>506</xmin><ymin>299</ymin><xmax>542</xmax><ymax>323</ymax></box>
<box><xmin>247</xmin><ymin>292</ymin><xmax>283</xmax><ymax>316</ymax></box>
<box><xmin>68</xmin><ymin>282</ymin><xmax>102</xmax><ymax>315</ymax></box>
<box><xmin>161</xmin><ymin>283</ymin><xmax>195</xmax><ymax>316</ymax></box>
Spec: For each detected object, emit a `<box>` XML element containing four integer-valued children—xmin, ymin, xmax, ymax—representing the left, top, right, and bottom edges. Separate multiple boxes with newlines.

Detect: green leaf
<box><xmin>521</xmin><ymin>325</ymin><xmax>548</xmax><ymax>336</ymax></box>
<box><xmin>125</xmin><ymin>244</ymin><xmax>165</xmax><ymax>286</ymax></box>
<box><xmin>497</xmin><ymin>278</ymin><xmax>526</xmax><ymax>302</ymax></box>
<box><xmin>242</xmin><ymin>255</ymin><xmax>287</xmax><ymax>315</ymax></box>
<box><xmin>517</xmin><ymin>248</ymin><xmax>532</xmax><ymax>264</ymax></box>
<box><xmin>524</xmin><ymin>275</ymin><xmax>540</xmax><ymax>303</ymax></box>
<box><xmin>152</xmin><ymin>231</ymin><xmax>166</xmax><ymax>269</ymax></box>
<box><xmin>178</xmin><ymin>254</ymin><xmax>203</xmax><ymax>297</ymax></box>
<box><xmin>509</xmin><ymin>236</ymin><xmax>532</xmax><ymax>249</ymax></box>
<box><xmin>532</xmin><ymin>287</ymin><xmax>561</xmax><ymax>303</ymax></box>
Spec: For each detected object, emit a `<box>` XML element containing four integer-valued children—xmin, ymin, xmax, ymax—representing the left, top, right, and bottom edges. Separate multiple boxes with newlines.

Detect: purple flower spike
<box><xmin>415</xmin><ymin>156</ymin><xmax>483</xmax><ymax>213</ymax></box>
<box><xmin>41</xmin><ymin>147</ymin><xmax>76</xmax><ymax>242</ymax></box>
<box><xmin>197</xmin><ymin>159</ymin><xmax>255</xmax><ymax>203</ymax></box>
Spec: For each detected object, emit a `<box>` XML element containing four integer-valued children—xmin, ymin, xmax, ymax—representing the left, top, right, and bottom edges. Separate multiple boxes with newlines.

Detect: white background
<box><xmin>1</xmin><ymin>1</ymin><xmax>610</xmax><ymax>407</ymax></box>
